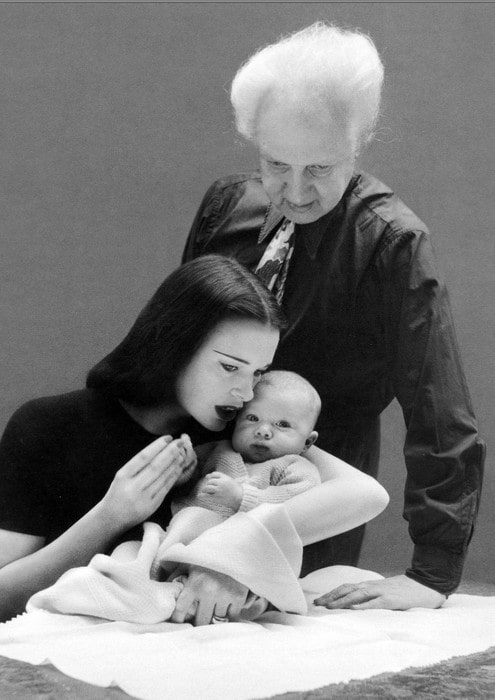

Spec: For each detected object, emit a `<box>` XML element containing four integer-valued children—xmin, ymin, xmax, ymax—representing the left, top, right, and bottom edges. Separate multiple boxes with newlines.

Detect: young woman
<box><xmin>0</xmin><ymin>255</ymin><xmax>388</xmax><ymax>624</ymax></box>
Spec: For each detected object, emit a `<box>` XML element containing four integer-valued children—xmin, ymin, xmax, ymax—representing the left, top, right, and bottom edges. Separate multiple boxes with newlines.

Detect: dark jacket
<box><xmin>182</xmin><ymin>170</ymin><xmax>485</xmax><ymax>595</ymax></box>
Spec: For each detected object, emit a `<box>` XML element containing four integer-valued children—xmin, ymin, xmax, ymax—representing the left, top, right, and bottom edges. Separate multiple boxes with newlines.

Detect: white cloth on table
<box><xmin>4</xmin><ymin>502</ymin><xmax>495</xmax><ymax>700</ymax></box>
<box><xmin>1</xmin><ymin>568</ymin><xmax>495</xmax><ymax>700</ymax></box>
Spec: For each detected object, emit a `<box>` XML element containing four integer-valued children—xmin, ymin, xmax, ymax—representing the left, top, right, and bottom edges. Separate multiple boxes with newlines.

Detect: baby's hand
<box><xmin>200</xmin><ymin>472</ymin><xmax>243</xmax><ymax>510</ymax></box>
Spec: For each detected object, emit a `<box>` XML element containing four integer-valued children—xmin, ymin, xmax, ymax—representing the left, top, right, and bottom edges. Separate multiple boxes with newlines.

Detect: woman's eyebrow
<box><xmin>214</xmin><ymin>350</ymin><xmax>249</xmax><ymax>365</ymax></box>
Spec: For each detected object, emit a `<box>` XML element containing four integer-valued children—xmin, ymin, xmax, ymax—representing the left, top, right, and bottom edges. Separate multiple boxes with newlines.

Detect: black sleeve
<box><xmin>0</xmin><ymin>402</ymin><xmax>56</xmax><ymax>536</ymax></box>
<box><xmin>382</xmin><ymin>229</ymin><xmax>485</xmax><ymax>594</ymax></box>
<box><xmin>182</xmin><ymin>181</ymin><xmax>221</xmax><ymax>263</ymax></box>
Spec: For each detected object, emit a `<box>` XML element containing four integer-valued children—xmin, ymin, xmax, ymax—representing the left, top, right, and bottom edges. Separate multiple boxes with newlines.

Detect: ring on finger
<box><xmin>211</xmin><ymin>614</ymin><xmax>229</xmax><ymax>624</ymax></box>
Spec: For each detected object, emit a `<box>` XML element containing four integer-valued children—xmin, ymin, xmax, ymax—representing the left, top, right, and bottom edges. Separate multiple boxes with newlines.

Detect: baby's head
<box><xmin>232</xmin><ymin>370</ymin><xmax>320</xmax><ymax>463</ymax></box>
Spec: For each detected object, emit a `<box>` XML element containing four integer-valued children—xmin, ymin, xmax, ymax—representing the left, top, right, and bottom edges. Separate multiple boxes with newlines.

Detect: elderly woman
<box><xmin>182</xmin><ymin>22</ymin><xmax>485</xmax><ymax>610</ymax></box>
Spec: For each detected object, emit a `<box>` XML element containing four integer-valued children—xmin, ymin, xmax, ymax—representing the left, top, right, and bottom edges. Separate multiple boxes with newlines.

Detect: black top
<box><xmin>0</xmin><ymin>389</ymin><xmax>211</xmax><ymax>543</ymax></box>
<box><xmin>182</xmin><ymin>170</ymin><xmax>486</xmax><ymax>595</ymax></box>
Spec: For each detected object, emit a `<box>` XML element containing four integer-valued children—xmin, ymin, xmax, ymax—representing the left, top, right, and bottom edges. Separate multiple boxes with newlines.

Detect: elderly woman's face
<box><xmin>256</xmin><ymin>102</ymin><xmax>356</xmax><ymax>224</ymax></box>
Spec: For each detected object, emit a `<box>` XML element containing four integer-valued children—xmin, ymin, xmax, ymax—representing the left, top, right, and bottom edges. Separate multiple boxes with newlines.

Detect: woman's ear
<box><xmin>302</xmin><ymin>430</ymin><xmax>318</xmax><ymax>453</ymax></box>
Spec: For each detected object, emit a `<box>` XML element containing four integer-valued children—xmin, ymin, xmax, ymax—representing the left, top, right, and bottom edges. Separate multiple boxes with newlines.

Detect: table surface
<box><xmin>1</xmin><ymin>580</ymin><xmax>494</xmax><ymax>700</ymax></box>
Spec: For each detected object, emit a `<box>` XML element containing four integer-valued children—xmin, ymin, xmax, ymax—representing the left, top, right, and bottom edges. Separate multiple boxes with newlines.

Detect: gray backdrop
<box><xmin>1</xmin><ymin>3</ymin><xmax>493</xmax><ymax>581</ymax></box>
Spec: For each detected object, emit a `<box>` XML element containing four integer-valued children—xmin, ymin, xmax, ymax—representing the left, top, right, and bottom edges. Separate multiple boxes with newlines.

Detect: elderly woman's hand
<box><xmin>314</xmin><ymin>574</ymin><xmax>446</xmax><ymax>611</ymax></box>
<box><xmin>171</xmin><ymin>565</ymin><xmax>250</xmax><ymax>626</ymax></box>
<box><xmin>100</xmin><ymin>434</ymin><xmax>191</xmax><ymax>529</ymax></box>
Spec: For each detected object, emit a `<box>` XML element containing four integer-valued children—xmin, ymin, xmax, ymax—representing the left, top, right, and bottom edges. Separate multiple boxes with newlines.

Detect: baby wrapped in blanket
<box><xmin>28</xmin><ymin>372</ymin><xmax>321</xmax><ymax>623</ymax></box>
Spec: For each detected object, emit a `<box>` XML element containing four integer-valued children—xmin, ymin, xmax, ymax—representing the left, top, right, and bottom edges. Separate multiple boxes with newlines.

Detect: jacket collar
<box><xmin>258</xmin><ymin>204</ymin><xmax>284</xmax><ymax>244</ymax></box>
<box><xmin>257</xmin><ymin>174</ymin><xmax>359</xmax><ymax>260</ymax></box>
<box><xmin>257</xmin><ymin>205</ymin><xmax>337</xmax><ymax>261</ymax></box>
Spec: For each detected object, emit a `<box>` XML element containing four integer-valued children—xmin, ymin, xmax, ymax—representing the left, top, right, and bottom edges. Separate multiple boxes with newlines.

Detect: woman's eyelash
<box><xmin>221</xmin><ymin>363</ymin><xmax>238</xmax><ymax>372</ymax></box>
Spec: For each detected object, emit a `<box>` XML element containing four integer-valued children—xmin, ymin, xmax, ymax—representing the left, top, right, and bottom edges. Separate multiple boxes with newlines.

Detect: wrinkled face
<box><xmin>175</xmin><ymin>319</ymin><xmax>279</xmax><ymax>432</ymax></box>
<box><xmin>256</xmin><ymin>100</ymin><xmax>356</xmax><ymax>224</ymax></box>
<box><xmin>232</xmin><ymin>384</ymin><xmax>317</xmax><ymax>462</ymax></box>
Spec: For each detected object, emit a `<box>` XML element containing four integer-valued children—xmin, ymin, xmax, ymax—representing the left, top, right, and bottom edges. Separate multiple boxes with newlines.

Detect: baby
<box><xmin>28</xmin><ymin>371</ymin><xmax>323</xmax><ymax>623</ymax></box>
<box><xmin>173</xmin><ymin>370</ymin><xmax>322</xmax><ymax>516</ymax></box>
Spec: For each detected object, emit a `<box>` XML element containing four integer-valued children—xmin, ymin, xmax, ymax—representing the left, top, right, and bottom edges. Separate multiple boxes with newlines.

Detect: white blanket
<box><xmin>27</xmin><ymin>504</ymin><xmax>307</xmax><ymax>622</ymax></box>
<box><xmin>2</xmin><ymin>503</ymin><xmax>495</xmax><ymax>699</ymax></box>
<box><xmin>1</xmin><ymin>572</ymin><xmax>495</xmax><ymax>700</ymax></box>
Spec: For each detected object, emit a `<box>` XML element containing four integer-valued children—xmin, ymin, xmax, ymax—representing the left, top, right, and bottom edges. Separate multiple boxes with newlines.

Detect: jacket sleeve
<box><xmin>239</xmin><ymin>457</ymin><xmax>321</xmax><ymax>512</ymax></box>
<box><xmin>182</xmin><ymin>181</ymin><xmax>221</xmax><ymax>263</ymax></box>
<box><xmin>382</xmin><ymin>229</ymin><xmax>485</xmax><ymax>595</ymax></box>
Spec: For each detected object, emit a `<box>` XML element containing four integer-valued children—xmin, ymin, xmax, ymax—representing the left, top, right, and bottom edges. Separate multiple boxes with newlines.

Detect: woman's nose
<box><xmin>232</xmin><ymin>380</ymin><xmax>254</xmax><ymax>403</ymax></box>
<box><xmin>285</xmin><ymin>170</ymin><xmax>310</xmax><ymax>203</ymax></box>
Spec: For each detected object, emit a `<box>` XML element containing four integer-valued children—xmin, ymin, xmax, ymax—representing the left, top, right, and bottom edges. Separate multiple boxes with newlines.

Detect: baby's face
<box><xmin>232</xmin><ymin>386</ymin><xmax>316</xmax><ymax>463</ymax></box>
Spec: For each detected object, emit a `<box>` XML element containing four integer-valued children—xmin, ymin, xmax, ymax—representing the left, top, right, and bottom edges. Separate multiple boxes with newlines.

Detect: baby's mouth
<box><xmin>249</xmin><ymin>443</ymin><xmax>272</xmax><ymax>460</ymax></box>
<box><xmin>215</xmin><ymin>405</ymin><xmax>239</xmax><ymax>422</ymax></box>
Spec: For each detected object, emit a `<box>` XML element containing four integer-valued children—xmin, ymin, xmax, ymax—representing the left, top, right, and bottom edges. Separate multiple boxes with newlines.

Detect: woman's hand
<box><xmin>313</xmin><ymin>574</ymin><xmax>446</xmax><ymax>611</ymax></box>
<box><xmin>100</xmin><ymin>434</ymin><xmax>192</xmax><ymax>529</ymax></box>
<box><xmin>171</xmin><ymin>565</ymin><xmax>250</xmax><ymax>626</ymax></box>
<box><xmin>0</xmin><ymin>433</ymin><xmax>195</xmax><ymax>622</ymax></box>
<box><xmin>174</xmin><ymin>438</ymin><xmax>198</xmax><ymax>486</ymax></box>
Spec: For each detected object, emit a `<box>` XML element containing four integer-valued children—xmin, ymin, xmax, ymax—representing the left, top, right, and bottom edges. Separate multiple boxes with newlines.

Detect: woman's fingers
<box><xmin>313</xmin><ymin>583</ymin><xmax>371</xmax><ymax>608</ymax></box>
<box><xmin>119</xmin><ymin>435</ymin><xmax>174</xmax><ymax>477</ymax></box>
<box><xmin>180</xmin><ymin>434</ymin><xmax>196</xmax><ymax>467</ymax></box>
<box><xmin>171</xmin><ymin>566</ymin><xmax>249</xmax><ymax>626</ymax></box>
<box><xmin>171</xmin><ymin>584</ymin><xmax>197</xmax><ymax>624</ymax></box>
<box><xmin>213</xmin><ymin>603</ymin><xmax>231</xmax><ymax>620</ymax></box>
<box><xmin>149</xmin><ymin>441</ymin><xmax>184</xmax><ymax>472</ymax></box>
<box><xmin>194</xmin><ymin>596</ymin><xmax>216</xmax><ymax>627</ymax></box>
<box><xmin>102</xmin><ymin>435</ymin><xmax>193</xmax><ymax>526</ymax></box>
<box><xmin>149</xmin><ymin>464</ymin><xmax>183</xmax><ymax>501</ymax></box>
<box><xmin>122</xmin><ymin>434</ymin><xmax>191</xmax><ymax>481</ymax></box>
<box><xmin>313</xmin><ymin>576</ymin><xmax>447</xmax><ymax>611</ymax></box>
<box><xmin>136</xmin><ymin>438</ymin><xmax>189</xmax><ymax>491</ymax></box>
<box><xmin>223</xmin><ymin>600</ymin><xmax>242</xmax><ymax>621</ymax></box>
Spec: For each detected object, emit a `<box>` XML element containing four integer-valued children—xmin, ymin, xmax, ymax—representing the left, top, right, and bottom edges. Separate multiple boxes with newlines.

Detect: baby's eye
<box><xmin>221</xmin><ymin>363</ymin><xmax>238</xmax><ymax>373</ymax></box>
<box><xmin>246</xmin><ymin>414</ymin><xmax>258</xmax><ymax>422</ymax></box>
<box><xmin>276</xmin><ymin>421</ymin><xmax>291</xmax><ymax>428</ymax></box>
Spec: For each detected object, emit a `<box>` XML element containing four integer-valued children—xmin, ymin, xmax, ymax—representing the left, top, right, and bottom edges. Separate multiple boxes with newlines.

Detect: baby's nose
<box><xmin>255</xmin><ymin>423</ymin><xmax>272</xmax><ymax>439</ymax></box>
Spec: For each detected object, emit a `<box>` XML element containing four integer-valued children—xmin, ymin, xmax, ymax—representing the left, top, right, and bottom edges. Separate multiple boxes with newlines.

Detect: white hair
<box><xmin>230</xmin><ymin>21</ymin><xmax>384</xmax><ymax>151</ymax></box>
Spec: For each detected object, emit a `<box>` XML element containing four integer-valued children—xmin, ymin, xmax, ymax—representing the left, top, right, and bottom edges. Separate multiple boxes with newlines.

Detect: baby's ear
<box><xmin>302</xmin><ymin>430</ymin><xmax>318</xmax><ymax>453</ymax></box>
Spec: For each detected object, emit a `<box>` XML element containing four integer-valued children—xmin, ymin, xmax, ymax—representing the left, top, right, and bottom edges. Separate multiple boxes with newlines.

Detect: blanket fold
<box><xmin>27</xmin><ymin>503</ymin><xmax>306</xmax><ymax>622</ymax></box>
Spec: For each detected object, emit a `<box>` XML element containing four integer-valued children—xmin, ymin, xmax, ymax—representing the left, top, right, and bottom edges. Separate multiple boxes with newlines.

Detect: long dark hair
<box><xmin>86</xmin><ymin>255</ymin><xmax>286</xmax><ymax>406</ymax></box>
